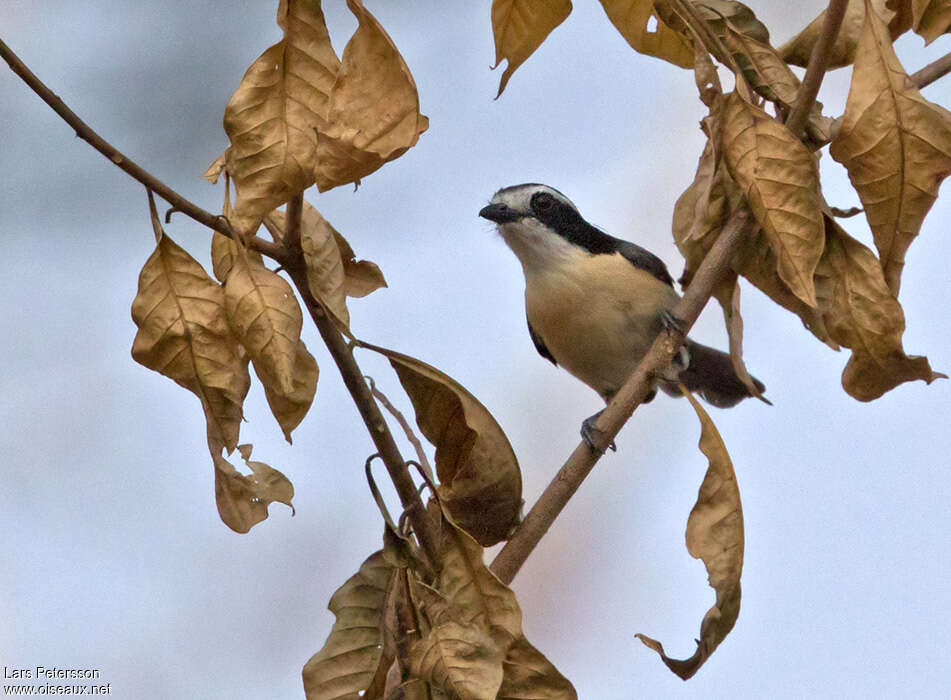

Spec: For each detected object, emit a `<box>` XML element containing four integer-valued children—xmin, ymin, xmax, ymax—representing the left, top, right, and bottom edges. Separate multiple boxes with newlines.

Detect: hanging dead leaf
<box><xmin>362</xmin><ymin>344</ymin><xmax>522</xmax><ymax>547</ymax></box>
<box><xmin>222</xmin><ymin>0</ymin><xmax>340</xmax><ymax>233</ymax></box>
<box><xmin>409</xmin><ymin>618</ymin><xmax>506</xmax><ymax>700</ymax></box>
<box><xmin>497</xmin><ymin>636</ymin><xmax>577</xmax><ymax>700</ymax></box>
<box><xmin>673</xmin><ymin>138</ymin><xmax>836</xmax><ymax>346</ymax></box>
<box><xmin>210</xmin><ymin>443</ymin><xmax>294</xmax><ymax>533</ymax></box>
<box><xmin>490</xmin><ymin>0</ymin><xmax>573</xmax><ymax>96</ymax></box>
<box><xmin>815</xmin><ymin>215</ymin><xmax>945</xmax><ymax>400</ymax></box>
<box><xmin>202</xmin><ymin>154</ymin><xmax>227</xmax><ymax>185</ymax></box>
<box><xmin>131</xmin><ymin>197</ymin><xmax>250</xmax><ymax>453</ymax></box>
<box><xmin>264</xmin><ymin>203</ymin><xmax>361</xmax><ymax>334</ymax></box>
<box><xmin>224</xmin><ymin>255</ymin><xmax>303</xmax><ymax>396</ymax></box>
<box><xmin>711</xmin><ymin>274</ymin><xmax>768</xmax><ymax>402</ymax></box>
<box><xmin>599</xmin><ymin>0</ymin><xmax>693</xmax><ymax>69</ymax></box>
<box><xmin>829</xmin><ymin>0</ymin><xmax>951</xmax><ymax>296</ymax></box>
<box><xmin>438</xmin><ymin>523</ymin><xmax>522</xmax><ymax>644</ymax></box>
<box><xmin>332</xmin><ymin>228</ymin><xmax>388</xmax><ymax>298</ymax></box>
<box><xmin>779</xmin><ymin>0</ymin><xmax>867</xmax><ymax>69</ymax></box>
<box><xmin>303</xmin><ymin>550</ymin><xmax>398</xmax><ymax>700</ymax></box>
<box><xmin>313</xmin><ymin>0</ymin><xmax>429</xmax><ymax>192</ymax></box>
<box><xmin>887</xmin><ymin>0</ymin><xmax>951</xmax><ymax>42</ymax></box>
<box><xmin>637</xmin><ymin>389</ymin><xmax>743</xmax><ymax>679</ymax></box>
<box><xmin>254</xmin><ymin>339</ymin><xmax>318</xmax><ymax>443</ymax></box>
<box><xmin>722</xmin><ymin>87</ymin><xmax>825</xmax><ymax>308</ymax></box>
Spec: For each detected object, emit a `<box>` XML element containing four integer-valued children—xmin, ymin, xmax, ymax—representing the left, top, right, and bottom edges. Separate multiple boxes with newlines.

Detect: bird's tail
<box><xmin>666</xmin><ymin>340</ymin><xmax>766</xmax><ymax>408</ymax></box>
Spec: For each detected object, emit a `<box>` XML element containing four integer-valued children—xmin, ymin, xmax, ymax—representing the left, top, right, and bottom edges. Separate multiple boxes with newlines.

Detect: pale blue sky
<box><xmin>2</xmin><ymin>2</ymin><xmax>949</xmax><ymax>698</ymax></box>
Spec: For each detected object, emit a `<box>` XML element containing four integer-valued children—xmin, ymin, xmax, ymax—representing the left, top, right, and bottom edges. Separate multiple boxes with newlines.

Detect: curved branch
<box><xmin>0</xmin><ymin>37</ymin><xmax>284</xmax><ymax>262</ymax></box>
<box><xmin>490</xmin><ymin>209</ymin><xmax>751</xmax><ymax>585</ymax></box>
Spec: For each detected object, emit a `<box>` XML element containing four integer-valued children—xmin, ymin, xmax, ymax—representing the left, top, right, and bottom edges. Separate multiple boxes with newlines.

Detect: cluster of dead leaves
<box><xmin>303</xmin><ymin>509</ymin><xmax>574</xmax><ymax>700</ymax></box>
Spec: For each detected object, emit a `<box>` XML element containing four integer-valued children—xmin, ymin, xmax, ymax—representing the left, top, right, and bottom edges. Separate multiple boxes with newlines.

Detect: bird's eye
<box><xmin>531</xmin><ymin>192</ymin><xmax>556</xmax><ymax>213</ymax></box>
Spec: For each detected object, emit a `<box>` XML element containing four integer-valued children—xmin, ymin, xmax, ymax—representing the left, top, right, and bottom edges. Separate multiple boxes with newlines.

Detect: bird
<box><xmin>479</xmin><ymin>183</ymin><xmax>765</xmax><ymax>451</ymax></box>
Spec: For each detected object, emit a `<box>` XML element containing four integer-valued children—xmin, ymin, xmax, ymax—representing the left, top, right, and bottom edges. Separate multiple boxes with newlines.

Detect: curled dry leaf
<box><xmin>815</xmin><ymin>215</ymin><xmax>945</xmax><ymax>400</ymax></box>
<box><xmin>637</xmin><ymin>390</ymin><xmax>743</xmax><ymax>679</ymax></box>
<box><xmin>885</xmin><ymin>0</ymin><xmax>951</xmax><ymax>43</ymax></box>
<box><xmin>722</xmin><ymin>87</ymin><xmax>825</xmax><ymax>308</ymax></box>
<box><xmin>314</xmin><ymin>0</ymin><xmax>429</xmax><ymax>191</ymax></box>
<box><xmin>599</xmin><ymin>0</ymin><xmax>693</xmax><ymax>69</ymax></box>
<box><xmin>362</xmin><ymin>344</ymin><xmax>522</xmax><ymax>547</ymax></box>
<box><xmin>829</xmin><ymin>0</ymin><xmax>951</xmax><ymax>296</ymax></box>
<box><xmin>222</xmin><ymin>0</ymin><xmax>340</xmax><ymax>233</ymax></box>
<box><xmin>780</xmin><ymin>0</ymin><xmax>869</xmax><ymax>69</ymax></box>
<box><xmin>202</xmin><ymin>154</ymin><xmax>227</xmax><ymax>185</ymax></box>
<box><xmin>498</xmin><ymin>636</ymin><xmax>577</xmax><ymax>700</ymax></box>
<box><xmin>131</xmin><ymin>219</ymin><xmax>249</xmax><ymax>453</ymax></box>
<box><xmin>224</xmin><ymin>255</ymin><xmax>304</xmax><ymax>396</ymax></box>
<box><xmin>211</xmin><ymin>232</ymin><xmax>263</xmax><ymax>283</ymax></box>
<box><xmin>490</xmin><ymin>0</ymin><xmax>573</xmax><ymax>97</ymax></box>
<box><xmin>333</xmin><ymin>227</ymin><xmax>388</xmax><ymax>298</ymax></box>
<box><xmin>713</xmin><ymin>275</ymin><xmax>769</xmax><ymax>403</ymax></box>
<box><xmin>302</xmin><ymin>550</ymin><xmax>398</xmax><ymax>700</ymax></box>
<box><xmin>211</xmin><ymin>443</ymin><xmax>295</xmax><ymax>533</ymax></box>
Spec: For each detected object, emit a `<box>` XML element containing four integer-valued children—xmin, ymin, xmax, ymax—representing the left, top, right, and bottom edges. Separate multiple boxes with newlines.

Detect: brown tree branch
<box><xmin>280</xmin><ymin>198</ymin><xmax>440</xmax><ymax>569</ymax></box>
<box><xmin>490</xmin><ymin>209</ymin><xmax>751</xmax><ymax>585</ymax></box>
<box><xmin>785</xmin><ymin>0</ymin><xmax>849</xmax><ymax>137</ymax></box>
<box><xmin>908</xmin><ymin>49</ymin><xmax>951</xmax><ymax>90</ymax></box>
<box><xmin>0</xmin><ymin>37</ymin><xmax>283</xmax><ymax>262</ymax></box>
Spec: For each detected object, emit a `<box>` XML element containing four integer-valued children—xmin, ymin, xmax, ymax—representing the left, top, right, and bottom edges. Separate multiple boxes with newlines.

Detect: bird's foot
<box><xmin>581</xmin><ymin>411</ymin><xmax>616</xmax><ymax>455</ymax></box>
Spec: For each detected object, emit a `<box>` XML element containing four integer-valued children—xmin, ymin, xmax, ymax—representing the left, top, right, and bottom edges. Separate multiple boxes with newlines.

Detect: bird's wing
<box><xmin>527</xmin><ymin>317</ymin><xmax>557</xmax><ymax>365</ymax></box>
<box><xmin>614</xmin><ymin>239</ymin><xmax>675</xmax><ymax>288</ymax></box>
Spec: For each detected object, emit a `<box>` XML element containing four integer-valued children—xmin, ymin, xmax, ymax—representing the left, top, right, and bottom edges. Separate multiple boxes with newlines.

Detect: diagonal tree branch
<box><xmin>908</xmin><ymin>49</ymin><xmax>951</xmax><ymax>90</ymax></box>
<box><xmin>0</xmin><ymin>37</ymin><xmax>283</xmax><ymax>262</ymax></box>
<box><xmin>785</xmin><ymin>0</ymin><xmax>849</xmax><ymax>137</ymax></box>
<box><xmin>490</xmin><ymin>209</ymin><xmax>751</xmax><ymax>585</ymax></box>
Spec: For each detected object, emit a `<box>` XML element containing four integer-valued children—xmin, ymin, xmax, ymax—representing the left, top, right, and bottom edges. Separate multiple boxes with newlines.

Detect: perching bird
<box><xmin>479</xmin><ymin>183</ymin><xmax>764</xmax><ymax>448</ymax></box>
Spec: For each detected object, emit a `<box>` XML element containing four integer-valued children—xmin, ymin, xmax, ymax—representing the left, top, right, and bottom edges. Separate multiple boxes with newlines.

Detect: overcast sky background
<box><xmin>2</xmin><ymin>2</ymin><xmax>950</xmax><ymax>698</ymax></box>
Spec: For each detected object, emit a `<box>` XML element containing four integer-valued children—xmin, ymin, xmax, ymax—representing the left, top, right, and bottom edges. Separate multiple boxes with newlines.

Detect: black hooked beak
<box><xmin>479</xmin><ymin>202</ymin><xmax>521</xmax><ymax>224</ymax></box>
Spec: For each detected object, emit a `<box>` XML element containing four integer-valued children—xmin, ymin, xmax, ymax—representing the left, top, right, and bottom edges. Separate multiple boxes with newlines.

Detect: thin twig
<box><xmin>785</xmin><ymin>0</ymin><xmax>849</xmax><ymax>137</ymax></box>
<box><xmin>0</xmin><ymin>37</ymin><xmax>284</xmax><ymax>262</ymax></box>
<box><xmin>367</xmin><ymin>376</ymin><xmax>434</xmax><ymax>478</ymax></box>
<box><xmin>490</xmin><ymin>209</ymin><xmax>751</xmax><ymax>585</ymax></box>
<box><xmin>908</xmin><ymin>49</ymin><xmax>951</xmax><ymax>90</ymax></box>
<box><xmin>282</xmin><ymin>247</ymin><xmax>441</xmax><ymax>570</ymax></box>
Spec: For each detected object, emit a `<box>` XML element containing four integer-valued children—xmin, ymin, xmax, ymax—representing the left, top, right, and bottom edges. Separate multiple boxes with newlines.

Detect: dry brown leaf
<box><xmin>829</xmin><ymin>0</ymin><xmax>951</xmax><ymax>296</ymax></box>
<box><xmin>363</xmin><ymin>344</ymin><xmax>522</xmax><ymax>547</ymax></box>
<box><xmin>408</xmin><ymin>619</ymin><xmax>506</xmax><ymax>700</ymax></box>
<box><xmin>314</xmin><ymin>0</ymin><xmax>429</xmax><ymax>192</ymax></box>
<box><xmin>303</xmin><ymin>550</ymin><xmax>397</xmax><ymax>700</ymax></box>
<box><xmin>439</xmin><ymin>523</ymin><xmax>522</xmax><ymax>644</ymax></box>
<box><xmin>490</xmin><ymin>0</ymin><xmax>573</xmax><ymax>96</ymax></box>
<box><xmin>131</xmin><ymin>203</ymin><xmax>249</xmax><ymax>453</ymax></box>
<box><xmin>888</xmin><ymin>0</ymin><xmax>951</xmax><ymax>42</ymax></box>
<box><xmin>223</xmin><ymin>255</ymin><xmax>304</xmax><ymax>396</ymax></box>
<box><xmin>264</xmin><ymin>203</ymin><xmax>354</xmax><ymax>331</ymax></box>
<box><xmin>722</xmin><ymin>87</ymin><xmax>825</xmax><ymax>308</ymax></box>
<box><xmin>780</xmin><ymin>0</ymin><xmax>869</xmax><ymax>69</ymax></box>
<box><xmin>673</xmin><ymin>137</ymin><xmax>836</xmax><ymax>346</ymax></box>
<box><xmin>332</xmin><ymin>228</ymin><xmax>388</xmax><ymax>298</ymax></box>
<box><xmin>815</xmin><ymin>215</ymin><xmax>945</xmax><ymax>400</ymax></box>
<box><xmin>637</xmin><ymin>389</ymin><xmax>743</xmax><ymax>679</ymax></box>
<box><xmin>254</xmin><ymin>339</ymin><xmax>318</xmax><ymax>443</ymax></box>
<box><xmin>202</xmin><ymin>154</ymin><xmax>227</xmax><ymax>185</ymax></box>
<box><xmin>211</xmin><ymin>443</ymin><xmax>294</xmax><ymax>533</ymax></box>
<box><xmin>222</xmin><ymin>0</ymin><xmax>340</xmax><ymax>233</ymax></box>
<box><xmin>497</xmin><ymin>636</ymin><xmax>577</xmax><ymax>700</ymax></box>
<box><xmin>599</xmin><ymin>0</ymin><xmax>693</xmax><ymax>69</ymax></box>
<box><xmin>712</xmin><ymin>275</ymin><xmax>768</xmax><ymax>402</ymax></box>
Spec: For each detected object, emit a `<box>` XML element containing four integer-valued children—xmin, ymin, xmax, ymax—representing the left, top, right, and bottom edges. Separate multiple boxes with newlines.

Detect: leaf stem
<box><xmin>281</xmin><ymin>198</ymin><xmax>440</xmax><ymax>570</ymax></box>
<box><xmin>0</xmin><ymin>37</ymin><xmax>284</xmax><ymax>262</ymax></box>
<box><xmin>490</xmin><ymin>209</ymin><xmax>752</xmax><ymax>585</ymax></box>
<box><xmin>908</xmin><ymin>49</ymin><xmax>951</xmax><ymax>90</ymax></box>
<box><xmin>785</xmin><ymin>0</ymin><xmax>849</xmax><ymax>137</ymax></box>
